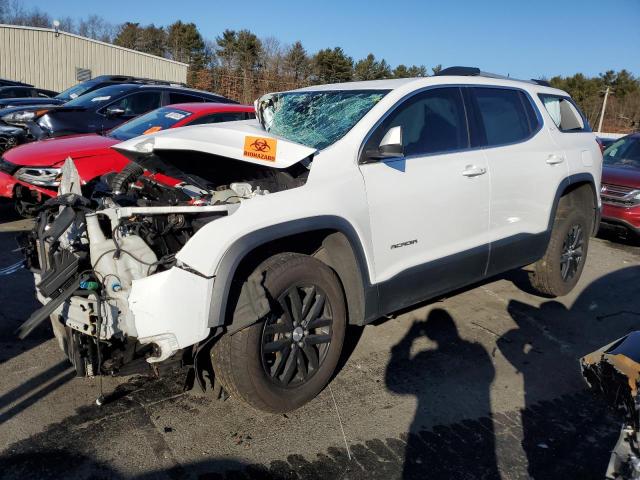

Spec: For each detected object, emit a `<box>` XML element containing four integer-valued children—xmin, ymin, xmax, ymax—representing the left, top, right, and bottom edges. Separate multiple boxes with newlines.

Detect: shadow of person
<box><xmin>385</xmin><ymin>308</ymin><xmax>499</xmax><ymax>479</ymax></box>
<box><xmin>497</xmin><ymin>265</ymin><xmax>640</xmax><ymax>480</ymax></box>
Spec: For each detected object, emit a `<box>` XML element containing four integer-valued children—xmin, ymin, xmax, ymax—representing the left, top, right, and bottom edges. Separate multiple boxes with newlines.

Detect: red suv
<box><xmin>0</xmin><ymin>103</ymin><xmax>254</xmax><ymax>215</ymax></box>
<box><xmin>599</xmin><ymin>132</ymin><xmax>640</xmax><ymax>238</ymax></box>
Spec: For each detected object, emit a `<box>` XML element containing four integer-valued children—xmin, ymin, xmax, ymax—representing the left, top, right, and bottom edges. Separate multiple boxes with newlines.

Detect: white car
<box><xmin>20</xmin><ymin>67</ymin><xmax>602</xmax><ymax>412</ymax></box>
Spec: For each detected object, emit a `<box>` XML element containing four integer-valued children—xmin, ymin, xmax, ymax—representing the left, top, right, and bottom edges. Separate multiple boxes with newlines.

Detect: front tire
<box><xmin>211</xmin><ymin>253</ymin><xmax>346</xmax><ymax>413</ymax></box>
<box><xmin>529</xmin><ymin>197</ymin><xmax>592</xmax><ymax>297</ymax></box>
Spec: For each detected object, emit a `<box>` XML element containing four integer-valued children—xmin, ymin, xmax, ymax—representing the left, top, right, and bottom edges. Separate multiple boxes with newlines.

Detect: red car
<box><xmin>0</xmin><ymin>103</ymin><xmax>254</xmax><ymax>215</ymax></box>
<box><xmin>599</xmin><ymin>132</ymin><xmax>640</xmax><ymax>238</ymax></box>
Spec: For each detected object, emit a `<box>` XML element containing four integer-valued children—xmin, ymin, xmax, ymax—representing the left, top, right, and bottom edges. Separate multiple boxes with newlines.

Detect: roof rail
<box><xmin>435</xmin><ymin>66</ymin><xmax>554</xmax><ymax>88</ymax></box>
<box><xmin>435</xmin><ymin>66</ymin><xmax>481</xmax><ymax>77</ymax></box>
<box><xmin>531</xmin><ymin>79</ymin><xmax>551</xmax><ymax>87</ymax></box>
<box><xmin>91</xmin><ymin>75</ymin><xmax>187</xmax><ymax>87</ymax></box>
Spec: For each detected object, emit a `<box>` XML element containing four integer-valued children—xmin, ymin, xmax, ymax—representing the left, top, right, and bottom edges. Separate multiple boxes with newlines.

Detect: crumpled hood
<box><xmin>3</xmin><ymin>134</ymin><xmax>118</xmax><ymax>167</ymax></box>
<box><xmin>113</xmin><ymin>120</ymin><xmax>317</xmax><ymax>169</ymax></box>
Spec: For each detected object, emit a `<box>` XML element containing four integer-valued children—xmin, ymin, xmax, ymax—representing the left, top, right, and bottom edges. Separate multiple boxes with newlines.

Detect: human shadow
<box><xmin>497</xmin><ymin>265</ymin><xmax>640</xmax><ymax>479</ymax></box>
<box><xmin>385</xmin><ymin>308</ymin><xmax>499</xmax><ymax>479</ymax></box>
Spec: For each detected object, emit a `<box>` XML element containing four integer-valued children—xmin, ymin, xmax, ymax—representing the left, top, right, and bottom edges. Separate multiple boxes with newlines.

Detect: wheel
<box><xmin>529</xmin><ymin>196</ymin><xmax>592</xmax><ymax>297</ymax></box>
<box><xmin>211</xmin><ymin>252</ymin><xmax>346</xmax><ymax>413</ymax></box>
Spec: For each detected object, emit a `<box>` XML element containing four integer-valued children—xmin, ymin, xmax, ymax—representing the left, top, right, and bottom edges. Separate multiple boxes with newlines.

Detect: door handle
<box><xmin>546</xmin><ymin>154</ymin><xmax>565</xmax><ymax>165</ymax></box>
<box><xmin>462</xmin><ymin>165</ymin><xmax>487</xmax><ymax>177</ymax></box>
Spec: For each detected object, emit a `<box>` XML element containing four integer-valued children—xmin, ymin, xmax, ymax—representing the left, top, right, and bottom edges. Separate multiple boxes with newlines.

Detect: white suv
<box><xmin>21</xmin><ymin>67</ymin><xmax>602</xmax><ymax>412</ymax></box>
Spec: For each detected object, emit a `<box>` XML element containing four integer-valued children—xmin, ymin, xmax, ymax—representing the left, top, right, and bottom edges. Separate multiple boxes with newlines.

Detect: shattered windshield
<box><xmin>256</xmin><ymin>90</ymin><xmax>388</xmax><ymax>150</ymax></box>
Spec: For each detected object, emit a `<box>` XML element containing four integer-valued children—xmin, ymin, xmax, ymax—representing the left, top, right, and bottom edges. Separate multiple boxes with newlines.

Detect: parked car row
<box><xmin>0</xmin><ymin>75</ymin><xmax>253</xmax><ymax>214</ymax></box>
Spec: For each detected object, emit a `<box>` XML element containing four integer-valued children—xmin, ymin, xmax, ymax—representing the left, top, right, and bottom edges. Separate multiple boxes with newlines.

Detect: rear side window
<box><xmin>538</xmin><ymin>94</ymin><xmax>590</xmax><ymax>132</ymax></box>
<box><xmin>169</xmin><ymin>92</ymin><xmax>205</xmax><ymax>104</ymax></box>
<box><xmin>472</xmin><ymin>88</ymin><xmax>537</xmax><ymax>146</ymax></box>
<box><xmin>366</xmin><ymin>87</ymin><xmax>469</xmax><ymax>157</ymax></box>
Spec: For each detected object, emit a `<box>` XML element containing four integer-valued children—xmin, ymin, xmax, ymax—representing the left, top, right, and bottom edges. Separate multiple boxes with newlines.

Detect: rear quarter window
<box><xmin>472</xmin><ymin>87</ymin><xmax>539</xmax><ymax>146</ymax></box>
<box><xmin>538</xmin><ymin>94</ymin><xmax>591</xmax><ymax>133</ymax></box>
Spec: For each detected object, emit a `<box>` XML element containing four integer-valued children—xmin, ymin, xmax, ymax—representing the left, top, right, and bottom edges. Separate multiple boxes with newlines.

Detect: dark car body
<box><xmin>0</xmin><ymin>86</ymin><xmax>58</xmax><ymax>100</ymax></box>
<box><xmin>0</xmin><ymin>75</ymin><xmax>184</xmax><ymax>111</ymax></box>
<box><xmin>37</xmin><ymin>84</ymin><xmax>234</xmax><ymax>137</ymax></box>
<box><xmin>0</xmin><ymin>78</ymin><xmax>31</xmax><ymax>87</ymax></box>
<box><xmin>599</xmin><ymin>133</ymin><xmax>640</xmax><ymax>237</ymax></box>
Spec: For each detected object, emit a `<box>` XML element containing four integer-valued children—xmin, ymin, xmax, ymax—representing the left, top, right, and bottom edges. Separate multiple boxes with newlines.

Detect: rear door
<box><xmin>469</xmin><ymin>86</ymin><xmax>569</xmax><ymax>275</ymax></box>
<box><xmin>359</xmin><ymin>86</ymin><xmax>491</xmax><ymax>313</ymax></box>
<box><xmin>538</xmin><ymin>93</ymin><xmax>600</xmax><ymax>180</ymax></box>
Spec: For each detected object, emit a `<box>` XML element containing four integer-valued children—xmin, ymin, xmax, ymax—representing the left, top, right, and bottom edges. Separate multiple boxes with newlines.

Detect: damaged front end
<box><xmin>582</xmin><ymin>332</ymin><xmax>640</xmax><ymax>479</ymax></box>
<box><xmin>19</xmin><ymin>132</ymin><xmax>310</xmax><ymax>382</ymax></box>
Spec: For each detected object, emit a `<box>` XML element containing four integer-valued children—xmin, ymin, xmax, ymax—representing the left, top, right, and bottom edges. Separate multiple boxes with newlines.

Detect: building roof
<box><xmin>0</xmin><ymin>23</ymin><xmax>188</xmax><ymax>67</ymax></box>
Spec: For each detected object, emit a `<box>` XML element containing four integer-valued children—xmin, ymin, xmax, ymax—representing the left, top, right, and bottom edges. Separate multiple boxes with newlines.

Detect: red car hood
<box><xmin>3</xmin><ymin>134</ymin><xmax>119</xmax><ymax>167</ymax></box>
<box><xmin>602</xmin><ymin>165</ymin><xmax>640</xmax><ymax>190</ymax></box>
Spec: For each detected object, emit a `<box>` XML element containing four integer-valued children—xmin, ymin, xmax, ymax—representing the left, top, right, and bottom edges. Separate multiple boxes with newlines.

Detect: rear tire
<box><xmin>211</xmin><ymin>253</ymin><xmax>346</xmax><ymax>413</ymax></box>
<box><xmin>529</xmin><ymin>196</ymin><xmax>592</xmax><ymax>297</ymax></box>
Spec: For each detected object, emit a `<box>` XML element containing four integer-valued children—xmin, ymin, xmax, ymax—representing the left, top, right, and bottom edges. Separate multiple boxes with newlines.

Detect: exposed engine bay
<box><xmin>18</xmin><ymin>149</ymin><xmax>309</xmax><ymax>380</ymax></box>
<box><xmin>582</xmin><ymin>332</ymin><xmax>640</xmax><ymax>480</ymax></box>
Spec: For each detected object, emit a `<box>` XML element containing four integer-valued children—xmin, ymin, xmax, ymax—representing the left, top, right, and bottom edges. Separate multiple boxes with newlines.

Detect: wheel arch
<box><xmin>207</xmin><ymin>216</ymin><xmax>378</xmax><ymax>332</ymax></box>
<box><xmin>551</xmin><ymin>173</ymin><xmax>600</xmax><ymax>234</ymax></box>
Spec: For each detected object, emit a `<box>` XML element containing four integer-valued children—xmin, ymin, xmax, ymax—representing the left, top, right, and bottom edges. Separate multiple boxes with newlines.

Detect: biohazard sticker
<box><xmin>243</xmin><ymin>136</ymin><xmax>277</xmax><ymax>162</ymax></box>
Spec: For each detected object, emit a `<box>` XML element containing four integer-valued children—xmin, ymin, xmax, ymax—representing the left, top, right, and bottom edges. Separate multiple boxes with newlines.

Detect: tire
<box><xmin>529</xmin><ymin>196</ymin><xmax>592</xmax><ymax>297</ymax></box>
<box><xmin>211</xmin><ymin>252</ymin><xmax>346</xmax><ymax>413</ymax></box>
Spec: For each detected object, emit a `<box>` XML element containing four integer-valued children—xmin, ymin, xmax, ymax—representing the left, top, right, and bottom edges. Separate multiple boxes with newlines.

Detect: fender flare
<box><xmin>207</xmin><ymin>215</ymin><xmax>377</xmax><ymax>329</ymax></box>
<box><xmin>548</xmin><ymin>172</ymin><xmax>600</xmax><ymax>234</ymax></box>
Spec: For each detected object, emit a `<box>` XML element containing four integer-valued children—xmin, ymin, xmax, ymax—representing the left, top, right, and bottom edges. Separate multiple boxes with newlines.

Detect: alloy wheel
<box><xmin>261</xmin><ymin>284</ymin><xmax>333</xmax><ymax>388</ymax></box>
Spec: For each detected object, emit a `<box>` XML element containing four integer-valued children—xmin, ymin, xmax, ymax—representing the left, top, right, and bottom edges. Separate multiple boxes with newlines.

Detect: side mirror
<box><xmin>105</xmin><ymin>106</ymin><xmax>125</xmax><ymax>118</ymax></box>
<box><xmin>364</xmin><ymin>126</ymin><xmax>404</xmax><ymax>162</ymax></box>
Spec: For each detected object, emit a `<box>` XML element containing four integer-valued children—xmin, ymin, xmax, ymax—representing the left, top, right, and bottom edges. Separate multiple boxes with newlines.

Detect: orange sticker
<box><xmin>243</xmin><ymin>136</ymin><xmax>277</xmax><ymax>161</ymax></box>
<box><xmin>143</xmin><ymin>126</ymin><xmax>163</xmax><ymax>135</ymax></box>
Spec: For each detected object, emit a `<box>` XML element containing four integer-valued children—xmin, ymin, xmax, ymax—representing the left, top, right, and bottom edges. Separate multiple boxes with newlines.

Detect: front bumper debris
<box><xmin>582</xmin><ymin>332</ymin><xmax>640</xmax><ymax>480</ymax></box>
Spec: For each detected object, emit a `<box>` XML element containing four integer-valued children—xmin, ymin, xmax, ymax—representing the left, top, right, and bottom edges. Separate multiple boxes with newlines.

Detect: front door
<box><xmin>359</xmin><ymin>87</ymin><xmax>491</xmax><ymax>314</ymax></box>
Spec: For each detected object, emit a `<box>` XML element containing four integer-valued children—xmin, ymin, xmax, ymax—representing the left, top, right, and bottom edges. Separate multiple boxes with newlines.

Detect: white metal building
<box><xmin>0</xmin><ymin>24</ymin><xmax>188</xmax><ymax>92</ymax></box>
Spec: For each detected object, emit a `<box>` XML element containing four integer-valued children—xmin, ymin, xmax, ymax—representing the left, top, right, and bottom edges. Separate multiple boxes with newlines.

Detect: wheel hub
<box><xmin>292</xmin><ymin>326</ymin><xmax>304</xmax><ymax>342</ymax></box>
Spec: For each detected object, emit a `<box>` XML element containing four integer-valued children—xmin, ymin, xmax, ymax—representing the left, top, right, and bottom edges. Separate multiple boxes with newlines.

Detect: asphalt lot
<box><xmin>0</xmin><ymin>201</ymin><xmax>638</xmax><ymax>480</ymax></box>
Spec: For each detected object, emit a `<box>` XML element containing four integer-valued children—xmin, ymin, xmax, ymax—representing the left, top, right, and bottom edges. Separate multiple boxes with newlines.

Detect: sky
<box><xmin>21</xmin><ymin>0</ymin><xmax>640</xmax><ymax>79</ymax></box>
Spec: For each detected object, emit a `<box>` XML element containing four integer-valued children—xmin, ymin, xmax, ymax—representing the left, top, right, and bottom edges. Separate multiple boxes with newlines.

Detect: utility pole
<box><xmin>597</xmin><ymin>86</ymin><xmax>610</xmax><ymax>133</ymax></box>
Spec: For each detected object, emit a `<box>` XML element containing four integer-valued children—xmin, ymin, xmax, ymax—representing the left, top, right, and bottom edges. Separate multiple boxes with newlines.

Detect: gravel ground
<box><xmin>0</xmin><ymin>201</ymin><xmax>638</xmax><ymax>479</ymax></box>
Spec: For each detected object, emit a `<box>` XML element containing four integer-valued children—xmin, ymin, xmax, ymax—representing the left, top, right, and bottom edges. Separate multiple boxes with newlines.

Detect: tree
<box><xmin>113</xmin><ymin>22</ymin><xmax>142</xmax><ymax>50</ymax></box>
<box><xmin>312</xmin><ymin>47</ymin><xmax>353</xmax><ymax>83</ymax></box>
<box><xmin>77</xmin><ymin>14</ymin><xmax>115</xmax><ymax>42</ymax></box>
<box><xmin>392</xmin><ymin>64</ymin><xmax>428</xmax><ymax>78</ymax></box>
<box><xmin>284</xmin><ymin>41</ymin><xmax>310</xmax><ymax>82</ymax></box>
<box><xmin>167</xmin><ymin>21</ymin><xmax>207</xmax><ymax>86</ymax></box>
<box><xmin>354</xmin><ymin>53</ymin><xmax>391</xmax><ymax>81</ymax></box>
<box><xmin>432</xmin><ymin>64</ymin><xmax>442</xmax><ymax>75</ymax></box>
<box><xmin>138</xmin><ymin>25</ymin><xmax>167</xmax><ymax>57</ymax></box>
<box><xmin>215</xmin><ymin>29</ymin><xmax>238</xmax><ymax>70</ymax></box>
<box><xmin>166</xmin><ymin>21</ymin><xmax>206</xmax><ymax>65</ymax></box>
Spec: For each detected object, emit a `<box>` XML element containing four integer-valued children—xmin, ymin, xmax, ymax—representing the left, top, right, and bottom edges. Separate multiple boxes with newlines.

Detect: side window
<box><xmin>169</xmin><ymin>92</ymin><xmax>205</xmax><ymax>104</ymax></box>
<box><xmin>472</xmin><ymin>88</ymin><xmax>533</xmax><ymax>146</ymax></box>
<box><xmin>365</xmin><ymin>87</ymin><xmax>468</xmax><ymax>157</ymax></box>
<box><xmin>108</xmin><ymin>92</ymin><xmax>162</xmax><ymax>117</ymax></box>
<box><xmin>3</xmin><ymin>88</ymin><xmax>30</xmax><ymax>98</ymax></box>
<box><xmin>538</xmin><ymin>94</ymin><xmax>589</xmax><ymax>132</ymax></box>
<box><xmin>188</xmin><ymin>112</ymin><xmax>251</xmax><ymax>125</ymax></box>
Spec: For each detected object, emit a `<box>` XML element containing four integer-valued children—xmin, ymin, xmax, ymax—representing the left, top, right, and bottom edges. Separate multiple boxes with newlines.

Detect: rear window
<box><xmin>538</xmin><ymin>94</ymin><xmax>590</xmax><ymax>132</ymax></box>
<box><xmin>472</xmin><ymin>88</ymin><xmax>538</xmax><ymax>146</ymax></box>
